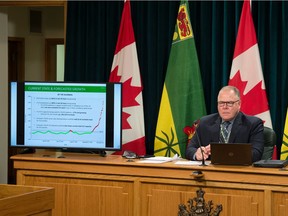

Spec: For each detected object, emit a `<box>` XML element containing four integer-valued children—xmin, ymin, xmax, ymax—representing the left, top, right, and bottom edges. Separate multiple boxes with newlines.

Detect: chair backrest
<box><xmin>261</xmin><ymin>126</ymin><xmax>277</xmax><ymax>160</ymax></box>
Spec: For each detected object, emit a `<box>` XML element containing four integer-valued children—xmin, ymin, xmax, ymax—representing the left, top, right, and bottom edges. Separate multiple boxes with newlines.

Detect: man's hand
<box><xmin>195</xmin><ymin>144</ymin><xmax>211</xmax><ymax>160</ymax></box>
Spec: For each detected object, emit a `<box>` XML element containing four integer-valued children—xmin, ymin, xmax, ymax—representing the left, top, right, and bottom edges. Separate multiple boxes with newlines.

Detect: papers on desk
<box><xmin>174</xmin><ymin>160</ymin><xmax>211</xmax><ymax>165</ymax></box>
<box><xmin>137</xmin><ymin>154</ymin><xmax>179</xmax><ymax>164</ymax></box>
<box><xmin>136</xmin><ymin>154</ymin><xmax>211</xmax><ymax>165</ymax></box>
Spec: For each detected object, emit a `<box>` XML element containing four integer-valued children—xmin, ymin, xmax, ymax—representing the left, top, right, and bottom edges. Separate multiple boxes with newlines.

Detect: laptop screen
<box><xmin>210</xmin><ymin>143</ymin><xmax>252</xmax><ymax>165</ymax></box>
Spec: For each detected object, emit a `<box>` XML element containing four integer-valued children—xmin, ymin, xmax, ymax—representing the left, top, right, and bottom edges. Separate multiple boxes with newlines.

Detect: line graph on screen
<box><xmin>25</xmin><ymin>89</ymin><xmax>106</xmax><ymax>146</ymax></box>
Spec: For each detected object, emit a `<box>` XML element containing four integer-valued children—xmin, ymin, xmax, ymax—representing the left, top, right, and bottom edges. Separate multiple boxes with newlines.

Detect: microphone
<box><xmin>193</xmin><ymin>120</ymin><xmax>207</xmax><ymax>166</ymax></box>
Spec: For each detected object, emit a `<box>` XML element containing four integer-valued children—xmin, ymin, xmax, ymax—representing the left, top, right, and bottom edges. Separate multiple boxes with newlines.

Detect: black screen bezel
<box><xmin>8</xmin><ymin>81</ymin><xmax>122</xmax><ymax>152</ymax></box>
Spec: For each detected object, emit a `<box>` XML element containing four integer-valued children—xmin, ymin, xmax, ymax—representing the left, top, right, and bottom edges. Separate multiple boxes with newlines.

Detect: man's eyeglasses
<box><xmin>217</xmin><ymin>100</ymin><xmax>239</xmax><ymax>107</ymax></box>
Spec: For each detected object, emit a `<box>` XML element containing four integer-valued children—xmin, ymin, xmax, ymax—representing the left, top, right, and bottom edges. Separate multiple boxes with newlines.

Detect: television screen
<box><xmin>9</xmin><ymin>81</ymin><xmax>122</xmax><ymax>152</ymax></box>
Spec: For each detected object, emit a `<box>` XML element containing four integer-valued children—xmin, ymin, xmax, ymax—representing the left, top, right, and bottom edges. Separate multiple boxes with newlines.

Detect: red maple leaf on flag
<box><xmin>110</xmin><ymin>65</ymin><xmax>143</xmax><ymax>129</ymax></box>
<box><xmin>229</xmin><ymin>71</ymin><xmax>269</xmax><ymax>116</ymax></box>
<box><xmin>122</xmin><ymin>112</ymin><xmax>131</xmax><ymax>129</ymax></box>
<box><xmin>110</xmin><ymin>65</ymin><xmax>121</xmax><ymax>82</ymax></box>
<box><xmin>121</xmin><ymin>77</ymin><xmax>142</xmax><ymax>107</ymax></box>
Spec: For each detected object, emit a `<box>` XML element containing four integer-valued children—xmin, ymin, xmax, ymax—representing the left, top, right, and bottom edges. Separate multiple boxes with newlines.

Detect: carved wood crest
<box><xmin>178</xmin><ymin>188</ymin><xmax>223</xmax><ymax>216</ymax></box>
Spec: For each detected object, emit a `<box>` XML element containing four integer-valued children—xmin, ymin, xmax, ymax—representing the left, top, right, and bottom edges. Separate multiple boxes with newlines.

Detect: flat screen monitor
<box><xmin>9</xmin><ymin>81</ymin><xmax>122</xmax><ymax>152</ymax></box>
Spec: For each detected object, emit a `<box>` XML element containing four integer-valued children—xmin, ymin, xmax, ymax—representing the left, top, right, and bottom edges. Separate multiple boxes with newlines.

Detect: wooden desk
<box><xmin>12</xmin><ymin>153</ymin><xmax>288</xmax><ymax>216</ymax></box>
<box><xmin>0</xmin><ymin>184</ymin><xmax>54</xmax><ymax>216</ymax></box>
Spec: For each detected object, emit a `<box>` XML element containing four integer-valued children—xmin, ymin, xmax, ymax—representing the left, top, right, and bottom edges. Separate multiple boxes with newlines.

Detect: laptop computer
<box><xmin>210</xmin><ymin>143</ymin><xmax>252</xmax><ymax>165</ymax></box>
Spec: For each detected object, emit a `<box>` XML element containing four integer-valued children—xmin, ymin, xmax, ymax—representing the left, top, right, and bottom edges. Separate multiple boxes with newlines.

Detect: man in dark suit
<box><xmin>186</xmin><ymin>86</ymin><xmax>264</xmax><ymax>162</ymax></box>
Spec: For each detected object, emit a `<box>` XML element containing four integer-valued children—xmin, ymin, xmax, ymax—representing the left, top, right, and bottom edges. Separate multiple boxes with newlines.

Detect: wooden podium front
<box><xmin>0</xmin><ymin>184</ymin><xmax>54</xmax><ymax>216</ymax></box>
<box><xmin>11</xmin><ymin>152</ymin><xmax>288</xmax><ymax>216</ymax></box>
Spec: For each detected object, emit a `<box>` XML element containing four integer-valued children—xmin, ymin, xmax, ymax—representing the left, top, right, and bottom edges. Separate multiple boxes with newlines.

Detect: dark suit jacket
<box><xmin>185</xmin><ymin>112</ymin><xmax>264</xmax><ymax>162</ymax></box>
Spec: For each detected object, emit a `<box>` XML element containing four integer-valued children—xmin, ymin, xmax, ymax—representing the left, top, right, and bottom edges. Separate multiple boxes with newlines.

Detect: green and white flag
<box><xmin>154</xmin><ymin>0</ymin><xmax>206</xmax><ymax>158</ymax></box>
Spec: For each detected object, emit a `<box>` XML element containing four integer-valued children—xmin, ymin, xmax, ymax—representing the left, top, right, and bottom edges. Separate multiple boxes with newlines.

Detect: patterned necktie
<box><xmin>220</xmin><ymin>121</ymin><xmax>231</xmax><ymax>143</ymax></box>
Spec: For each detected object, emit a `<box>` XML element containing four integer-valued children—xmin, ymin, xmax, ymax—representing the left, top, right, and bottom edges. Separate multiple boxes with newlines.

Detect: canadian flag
<box><xmin>109</xmin><ymin>0</ymin><xmax>146</xmax><ymax>156</ymax></box>
<box><xmin>229</xmin><ymin>1</ymin><xmax>276</xmax><ymax>159</ymax></box>
<box><xmin>229</xmin><ymin>1</ymin><xmax>272</xmax><ymax>128</ymax></box>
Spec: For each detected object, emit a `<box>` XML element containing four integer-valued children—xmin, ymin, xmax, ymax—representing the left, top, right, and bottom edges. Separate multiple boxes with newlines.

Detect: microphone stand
<box><xmin>199</xmin><ymin>147</ymin><xmax>207</xmax><ymax>166</ymax></box>
<box><xmin>193</xmin><ymin>121</ymin><xmax>207</xmax><ymax>166</ymax></box>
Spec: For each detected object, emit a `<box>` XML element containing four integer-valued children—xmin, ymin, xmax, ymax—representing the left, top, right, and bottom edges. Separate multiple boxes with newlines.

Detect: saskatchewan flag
<box><xmin>280</xmin><ymin>108</ymin><xmax>288</xmax><ymax>160</ymax></box>
<box><xmin>154</xmin><ymin>0</ymin><xmax>206</xmax><ymax>158</ymax></box>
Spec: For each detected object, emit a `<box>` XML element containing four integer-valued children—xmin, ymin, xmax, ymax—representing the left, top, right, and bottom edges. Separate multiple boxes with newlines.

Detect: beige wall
<box><xmin>8</xmin><ymin>6</ymin><xmax>64</xmax><ymax>80</ymax></box>
<box><xmin>0</xmin><ymin>6</ymin><xmax>64</xmax><ymax>183</ymax></box>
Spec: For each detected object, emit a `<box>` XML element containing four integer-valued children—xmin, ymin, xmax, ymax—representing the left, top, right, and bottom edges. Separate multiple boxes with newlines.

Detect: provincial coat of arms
<box><xmin>178</xmin><ymin>189</ymin><xmax>223</xmax><ymax>216</ymax></box>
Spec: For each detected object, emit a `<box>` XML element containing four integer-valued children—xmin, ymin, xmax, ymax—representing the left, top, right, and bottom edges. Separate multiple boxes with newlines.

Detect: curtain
<box><xmin>65</xmin><ymin>0</ymin><xmax>288</xmax><ymax>156</ymax></box>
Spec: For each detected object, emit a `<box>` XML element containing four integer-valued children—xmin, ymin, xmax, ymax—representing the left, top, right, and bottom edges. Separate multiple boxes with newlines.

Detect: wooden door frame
<box><xmin>45</xmin><ymin>38</ymin><xmax>64</xmax><ymax>81</ymax></box>
<box><xmin>8</xmin><ymin>37</ymin><xmax>25</xmax><ymax>81</ymax></box>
